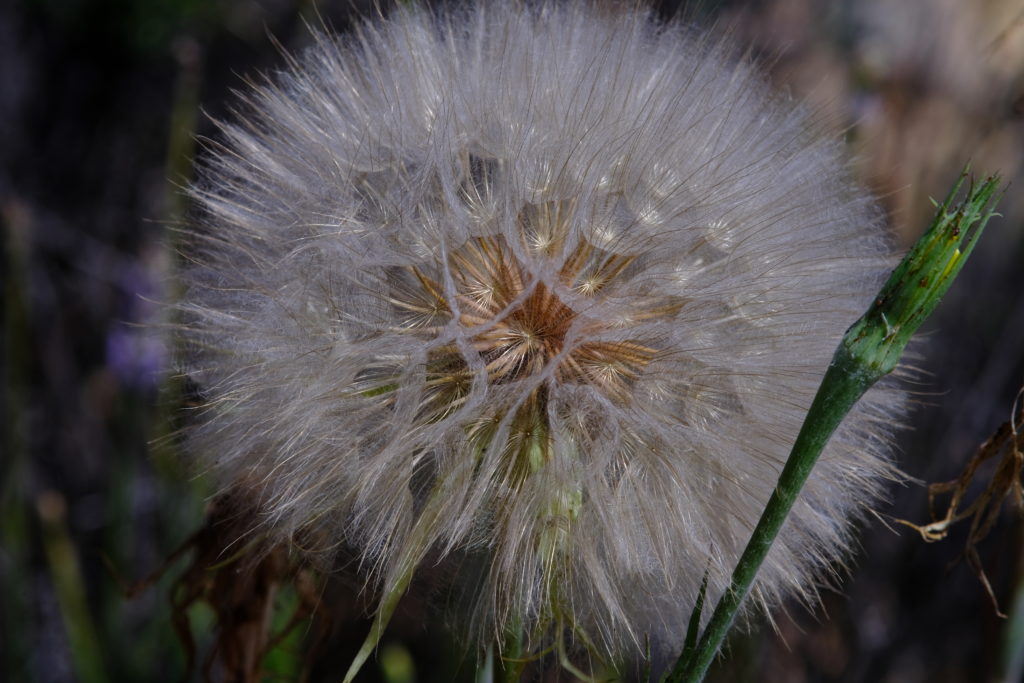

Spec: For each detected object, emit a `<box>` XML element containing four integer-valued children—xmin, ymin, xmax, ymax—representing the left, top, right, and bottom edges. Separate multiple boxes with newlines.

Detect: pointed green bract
<box><xmin>840</xmin><ymin>170</ymin><xmax>1001</xmax><ymax>378</ymax></box>
<box><xmin>677</xmin><ymin>570</ymin><xmax>709</xmax><ymax>674</ymax></box>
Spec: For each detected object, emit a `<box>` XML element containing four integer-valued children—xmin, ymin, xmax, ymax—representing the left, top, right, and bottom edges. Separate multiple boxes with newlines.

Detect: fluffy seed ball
<box><xmin>179</xmin><ymin>1</ymin><xmax>905</xmax><ymax>668</ymax></box>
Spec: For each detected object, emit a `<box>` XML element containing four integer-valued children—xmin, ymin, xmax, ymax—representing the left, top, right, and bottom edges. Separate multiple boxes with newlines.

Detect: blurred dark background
<box><xmin>1</xmin><ymin>0</ymin><xmax>1023</xmax><ymax>681</ymax></box>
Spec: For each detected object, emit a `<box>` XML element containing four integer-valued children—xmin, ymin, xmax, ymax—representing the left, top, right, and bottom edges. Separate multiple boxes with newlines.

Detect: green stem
<box><xmin>476</xmin><ymin>643</ymin><xmax>495</xmax><ymax>683</ymax></box>
<box><xmin>343</xmin><ymin>557</ymin><xmax>416</xmax><ymax>683</ymax></box>
<box><xmin>665</xmin><ymin>168</ymin><xmax>1002</xmax><ymax>683</ymax></box>
<box><xmin>343</xmin><ymin>477</ymin><xmax>454</xmax><ymax>683</ymax></box>
<box><xmin>498</xmin><ymin>619</ymin><xmax>526</xmax><ymax>683</ymax></box>
<box><xmin>667</xmin><ymin>346</ymin><xmax>878</xmax><ymax>682</ymax></box>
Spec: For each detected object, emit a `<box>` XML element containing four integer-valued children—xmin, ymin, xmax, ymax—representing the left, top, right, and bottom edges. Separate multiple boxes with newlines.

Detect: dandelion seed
<box><xmin>177</xmin><ymin>1</ymin><xmax>907</xmax><ymax>675</ymax></box>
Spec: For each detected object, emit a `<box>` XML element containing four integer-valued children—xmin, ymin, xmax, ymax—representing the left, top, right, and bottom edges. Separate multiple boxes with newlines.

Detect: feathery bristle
<box><xmin>176</xmin><ymin>1</ymin><xmax>908</xmax><ymax>672</ymax></box>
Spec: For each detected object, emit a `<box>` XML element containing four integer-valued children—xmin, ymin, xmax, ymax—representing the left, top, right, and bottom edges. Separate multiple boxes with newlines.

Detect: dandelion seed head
<box><xmin>178</xmin><ymin>1</ymin><xmax>906</xmax><ymax>670</ymax></box>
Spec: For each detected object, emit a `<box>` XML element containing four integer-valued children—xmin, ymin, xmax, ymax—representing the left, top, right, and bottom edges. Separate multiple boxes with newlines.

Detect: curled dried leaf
<box><xmin>116</xmin><ymin>492</ymin><xmax>327</xmax><ymax>682</ymax></box>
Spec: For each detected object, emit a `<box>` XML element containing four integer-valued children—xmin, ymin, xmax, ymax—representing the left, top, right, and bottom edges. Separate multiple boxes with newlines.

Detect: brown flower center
<box><xmin>378</xmin><ymin>201</ymin><xmax>679</xmax><ymax>434</ymax></box>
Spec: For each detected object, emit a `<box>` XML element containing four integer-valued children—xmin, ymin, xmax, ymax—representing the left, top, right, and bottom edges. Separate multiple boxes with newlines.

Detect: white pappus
<box><xmin>176</xmin><ymin>1</ymin><xmax>907</xmax><ymax>675</ymax></box>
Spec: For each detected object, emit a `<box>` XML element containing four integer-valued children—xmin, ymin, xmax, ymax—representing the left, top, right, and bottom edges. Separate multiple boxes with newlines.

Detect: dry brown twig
<box><xmin>897</xmin><ymin>385</ymin><xmax>1024</xmax><ymax>616</ymax></box>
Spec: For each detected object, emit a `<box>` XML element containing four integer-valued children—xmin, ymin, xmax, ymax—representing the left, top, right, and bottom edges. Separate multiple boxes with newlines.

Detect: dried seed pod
<box><xmin>176</xmin><ymin>1</ymin><xmax>907</xmax><ymax>673</ymax></box>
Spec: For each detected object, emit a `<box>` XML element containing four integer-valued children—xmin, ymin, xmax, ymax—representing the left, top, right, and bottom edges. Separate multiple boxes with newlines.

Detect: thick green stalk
<box><xmin>666</xmin><ymin>169</ymin><xmax>1002</xmax><ymax>683</ymax></box>
<box><xmin>666</xmin><ymin>346</ymin><xmax>876</xmax><ymax>683</ymax></box>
